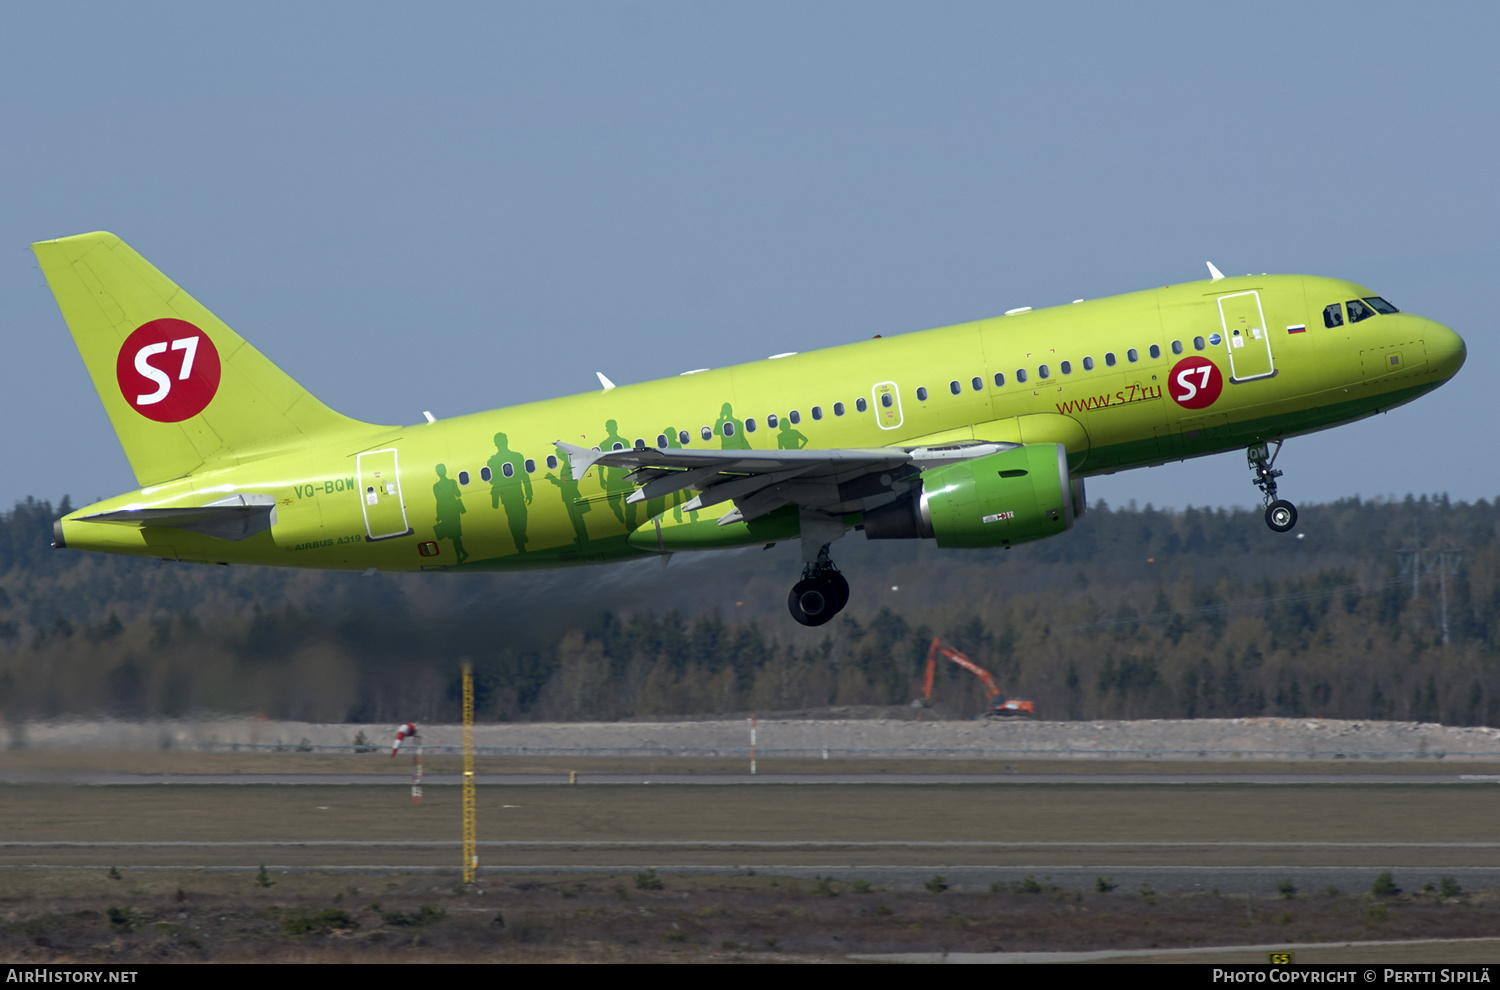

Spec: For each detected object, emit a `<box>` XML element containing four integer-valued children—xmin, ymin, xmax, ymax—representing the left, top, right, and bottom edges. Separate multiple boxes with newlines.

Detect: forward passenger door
<box><xmin>1217</xmin><ymin>291</ymin><xmax>1275</xmax><ymax>382</ymax></box>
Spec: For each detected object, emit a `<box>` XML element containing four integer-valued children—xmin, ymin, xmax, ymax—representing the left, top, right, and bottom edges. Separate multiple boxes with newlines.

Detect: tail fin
<box><xmin>33</xmin><ymin>232</ymin><xmax>377</xmax><ymax>487</ymax></box>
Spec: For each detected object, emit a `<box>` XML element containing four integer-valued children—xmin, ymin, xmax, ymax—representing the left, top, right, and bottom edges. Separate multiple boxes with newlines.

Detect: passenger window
<box><xmin>546</xmin><ymin>454</ymin><xmax>558</xmax><ymax>470</ymax></box>
<box><xmin>1127</xmin><ymin>348</ymin><xmax>1139</xmax><ymax>363</ymax></box>
<box><xmin>1171</xmin><ymin>340</ymin><xmax>1183</xmax><ymax>355</ymax></box>
<box><xmin>767</xmin><ymin>414</ymin><xmax>778</xmax><ymax>428</ymax></box>
<box><xmin>1194</xmin><ymin>336</ymin><xmax>1205</xmax><ymax>350</ymax></box>
<box><xmin>746</xmin><ymin>419</ymin><xmax>756</xmax><ymax>433</ymax></box>
<box><xmin>916</xmin><ymin>387</ymin><xmax>928</xmax><ymax>401</ymax></box>
<box><xmin>971</xmin><ymin>376</ymin><xmax>983</xmax><ymax>391</ymax></box>
<box><xmin>700</xmin><ymin>426</ymin><xmax>712</xmax><ymax>440</ymax></box>
<box><xmin>855</xmin><ymin>398</ymin><xmax>867</xmax><ymax>413</ymax></box>
<box><xmin>811</xmin><ymin>406</ymin><xmax>822</xmax><ymax>421</ymax></box>
<box><xmin>880</xmin><ymin>393</ymin><xmax>892</xmax><ymax>408</ymax></box>
<box><xmin>458</xmin><ymin>470</ymin><xmax>470</xmax><ymax>485</ymax></box>
<box><xmin>1346</xmin><ymin>299</ymin><xmax>1375</xmax><ymax>323</ymax></box>
<box><xmin>657</xmin><ymin>434</ymin><xmax>668</xmax><ymax>447</ymax></box>
<box><xmin>1082</xmin><ymin>357</ymin><xmax>1094</xmax><ymax>371</ymax></box>
<box><xmin>1105</xmin><ymin>352</ymin><xmax>1117</xmax><ymax>367</ymax></box>
<box><xmin>679</xmin><ymin>430</ymin><xmax>691</xmax><ymax>445</ymax></box>
<box><xmin>1323</xmin><ymin>303</ymin><xmax>1344</xmax><ymax>328</ymax></box>
<box><xmin>833</xmin><ymin>402</ymin><xmax>844</xmax><ymax>416</ymax></box>
<box><xmin>1060</xmin><ymin>361</ymin><xmax>1071</xmax><ymax>375</ymax></box>
<box><xmin>993</xmin><ymin>372</ymin><xmax>1006</xmax><ymax>386</ymax></box>
<box><xmin>502</xmin><ymin>462</ymin><xmax>514</xmax><ymax>478</ymax></box>
<box><xmin>1149</xmin><ymin>344</ymin><xmax>1161</xmax><ymax>359</ymax></box>
<box><xmin>1038</xmin><ymin>364</ymin><xmax>1050</xmax><ymax>379</ymax></box>
<box><xmin>789</xmin><ymin>410</ymin><xmax>801</xmax><ymax>424</ymax></box>
<box><xmin>722</xmin><ymin>422</ymin><xmax>736</xmax><ymax>436</ymax></box>
<box><xmin>634</xmin><ymin>438</ymin><xmax>646</xmax><ymax>448</ymax></box>
<box><xmin>480</xmin><ymin>466</ymin><xmax>492</xmax><ymax>482</ymax></box>
<box><xmin>612</xmin><ymin>442</ymin><xmax>624</xmax><ymax>451</ymax></box>
<box><xmin>1016</xmin><ymin>368</ymin><xmax>1028</xmax><ymax>383</ymax></box>
<box><xmin>949</xmin><ymin>380</ymin><xmax>961</xmax><ymax>395</ymax></box>
<box><xmin>524</xmin><ymin>459</ymin><xmax>535</xmax><ymax>474</ymax></box>
<box><xmin>1364</xmin><ymin>296</ymin><xmax>1400</xmax><ymax>314</ymax></box>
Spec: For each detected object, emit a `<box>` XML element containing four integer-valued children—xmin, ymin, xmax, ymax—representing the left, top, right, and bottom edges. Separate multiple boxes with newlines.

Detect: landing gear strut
<box><xmin>1248</xmin><ymin>441</ymin><xmax>1298</xmax><ymax>533</ymax></box>
<box><xmin>787</xmin><ymin>545</ymin><xmax>849</xmax><ymax>627</ymax></box>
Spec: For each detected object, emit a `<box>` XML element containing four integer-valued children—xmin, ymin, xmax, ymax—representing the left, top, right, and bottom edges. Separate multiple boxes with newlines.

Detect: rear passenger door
<box><xmin>358</xmin><ymin>448</ymin><xmax>413</xmax><ymax>540</ymax></box>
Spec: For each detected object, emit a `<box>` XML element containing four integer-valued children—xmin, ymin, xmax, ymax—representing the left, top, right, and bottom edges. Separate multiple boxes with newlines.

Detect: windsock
<box><xmin>391</xmin><ymin>722</ymin><xmax>419</xmax><ymax>757</ymax></box>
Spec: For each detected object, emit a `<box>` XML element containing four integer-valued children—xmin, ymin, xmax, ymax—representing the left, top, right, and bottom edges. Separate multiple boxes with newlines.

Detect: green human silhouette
<box><xmin>431</xmin><ymin>463</ymin><xmax>468</xmax><ymax>564</ymax></box>
<box><xmin>662</xmin><ymin>426</ymin><xmax>699</xmax><ymax>524</ymax></box>
<box><xmin>486</xmin><ymin>432</ymin><xmax>533</xmax><ymax>554</ymax></box>
<box><xmin>777</xmin><ymin>417</ymin><xmax>808</xmax><ymax>450</ymax></box>
<box><xmin>545</xmin><ymin>447</ymin><xmax>592</xmax><ymax>549</ymax></box>
<box><xmin>715</xmin><ymin>403</ymin><xmax>752</xmax><ymax>450</ymax></box>
<box><xmin>600</xmin><ymin>419</ymin><xmax>637</xmax><ymax>531</ymax></box>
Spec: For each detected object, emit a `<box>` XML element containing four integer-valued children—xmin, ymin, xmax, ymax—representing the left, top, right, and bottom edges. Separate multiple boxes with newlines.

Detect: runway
<box><xmin>7</xmin><ymin>771</ymin><xmax>1499</xmax><ymax>901</ymax></box>
<box><xmin>5</xmin><ymin>770</ymin><xmax>1500</xmax><ymax>785</ymax></box>
<box><xmin>7</xmin><ymin>839</ymin><xmax>1500</xmax><ymax>848</ymax></box>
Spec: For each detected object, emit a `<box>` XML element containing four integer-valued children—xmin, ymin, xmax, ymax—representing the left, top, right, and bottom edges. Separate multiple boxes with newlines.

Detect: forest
<box><xmin>1</xmin><ymin>490</ymin><xmax>1497</xmax><ymax>726</ymax></box>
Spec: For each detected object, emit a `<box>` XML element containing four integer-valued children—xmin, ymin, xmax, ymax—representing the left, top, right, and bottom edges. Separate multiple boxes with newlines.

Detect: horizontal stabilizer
<box><xmin>79</xmin><ymin>493</ymin><xmax>277</xmax><ymax>541</ymax></box>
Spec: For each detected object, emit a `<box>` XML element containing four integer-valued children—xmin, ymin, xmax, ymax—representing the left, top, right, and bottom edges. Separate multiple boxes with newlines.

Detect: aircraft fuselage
<box><xmin>55</xmin><ymin>271</ymin><xmax>1464</xmax><ymax>573</ymax></box>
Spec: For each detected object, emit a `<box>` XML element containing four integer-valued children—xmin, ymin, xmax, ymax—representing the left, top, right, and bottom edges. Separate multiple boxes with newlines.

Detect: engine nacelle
<box><xmin>863</xmin><ymin>443</ymin><xmax>1084</xmax><ymax>547</ymax></box>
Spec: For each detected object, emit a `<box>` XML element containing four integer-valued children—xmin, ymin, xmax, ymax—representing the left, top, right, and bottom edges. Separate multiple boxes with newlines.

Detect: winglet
<box><xmin>556</xmin><ymin>441</ymin><xmax>606</xmax><ymax>481</ymax></box>
<box><xmin>1206</xmin><ymin>261</ymin><xmax>1225</xmax><ymax>281</ymax></box>
<box><xmin>596</xmin><ymin>372</ymin><xmax>615</xmax><ymax>392</ymax></box>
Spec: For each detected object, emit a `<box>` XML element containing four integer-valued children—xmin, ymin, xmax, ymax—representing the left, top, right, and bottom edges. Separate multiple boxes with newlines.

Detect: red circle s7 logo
<box><xmin>1167</xmin><ymin>355</ymin><xmax>1223</xmax><ymax>409</ymax></box>
<box><xmin>115</xmin><ymin>319</ymin><xmax>222</xmax><ymax>422</ymax></box>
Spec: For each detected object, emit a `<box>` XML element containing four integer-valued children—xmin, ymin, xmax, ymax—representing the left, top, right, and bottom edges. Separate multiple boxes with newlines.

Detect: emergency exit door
<box><xmin>1218</xmin><ymin>291</ymin><xmax>1275</xmax><ymax>382</ymax></box>
<box><xmin>357</xmin><ymin>449</ymin><xmax>413</xmax><ymax>541</ymax></box>
<box><xmin>872</xmin><ymin>381</ymin><xmax>903</xmax><ymax>430</ymax></box>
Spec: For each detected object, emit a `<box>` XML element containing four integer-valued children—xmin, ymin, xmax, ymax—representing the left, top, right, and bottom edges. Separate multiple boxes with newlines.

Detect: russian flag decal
<box><xmin>1287</xmin><ymin>324</ymin><xmax>1307</xmax><ymax>334</ymax></box>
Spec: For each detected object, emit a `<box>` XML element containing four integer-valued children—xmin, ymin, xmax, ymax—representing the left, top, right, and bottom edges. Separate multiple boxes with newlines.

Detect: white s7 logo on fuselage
<box><xmin>1175</xmin><ymin>364</ymin><xmax>1212</xmax><ymax>402</ymax></box>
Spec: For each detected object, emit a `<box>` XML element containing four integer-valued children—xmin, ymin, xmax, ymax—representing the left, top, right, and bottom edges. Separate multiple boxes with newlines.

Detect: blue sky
<box><xmin>2</xmin><ymin>2</ymin><xmax>1494</xmax><ymax>513</ymax></box>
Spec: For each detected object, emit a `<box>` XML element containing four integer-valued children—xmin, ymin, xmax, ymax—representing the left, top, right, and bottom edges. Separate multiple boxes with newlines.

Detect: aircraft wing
<box><xmin>555</xmin><ymin>441</ymin><xmax>1017</xmax><ymax>526</ymax></box>
<box><xmin>77</xmin><ymin>493</ymin><xmax>277</xmax><ymax>541</ymax></box>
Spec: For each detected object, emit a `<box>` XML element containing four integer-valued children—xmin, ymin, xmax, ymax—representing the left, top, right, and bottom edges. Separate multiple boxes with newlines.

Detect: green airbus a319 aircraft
<box><xmin>34</xmin><ymin>234</ymin><xmax>1466</xmax><ymax>626</ymax></box>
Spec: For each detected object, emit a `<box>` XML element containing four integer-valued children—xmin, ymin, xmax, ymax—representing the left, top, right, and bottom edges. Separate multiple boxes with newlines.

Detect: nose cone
<box><xmin>1427</xmin><ymin>320</ymin><xmax>1467</xmax><ymax>381</ymax></box>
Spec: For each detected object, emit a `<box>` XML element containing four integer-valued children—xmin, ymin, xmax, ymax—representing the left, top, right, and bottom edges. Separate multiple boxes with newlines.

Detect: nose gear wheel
<box><xmin>1265</xmin><ymin>499</ymin><xmax>1298</xmax><ymax>533</ymax></box>
<box><xmin>1248</xmin><ymin>441</ymin><xmax>1298</xmax><ymax>533</ymax></box>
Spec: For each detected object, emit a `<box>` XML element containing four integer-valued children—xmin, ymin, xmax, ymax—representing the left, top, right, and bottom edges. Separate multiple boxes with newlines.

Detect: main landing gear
<box><xmin>788</xmin><ymin>545</ymin><xmax>850</xmax><ymax>627</ymax></box>
<box><xmin>1248</xmin><ymin>441</ymin><xmax>1298</xmax><ymax>533</ymax></box>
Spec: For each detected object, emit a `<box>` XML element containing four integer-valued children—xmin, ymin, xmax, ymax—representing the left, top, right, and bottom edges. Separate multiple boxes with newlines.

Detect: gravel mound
<box><xmin>9</xmin><ymin>716</ymin><xmax>1500</xmax><ymax>761</ymax></box>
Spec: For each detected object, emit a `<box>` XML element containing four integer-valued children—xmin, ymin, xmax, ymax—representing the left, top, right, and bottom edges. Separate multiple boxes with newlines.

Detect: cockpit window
<box><xmin>1323</xmin><ymin>303</ymin><xmax>1344</xmax><ymax>328</ymax></box>
<box><xmin>1364</xmin><ymin>296</ymin><xmax>1399</xmax><ymax>315</ymax></box>
<box><xmin>1346</xmin><ymin>299</ymin><xmax>1375</xmax><ymax>323</ymax></box>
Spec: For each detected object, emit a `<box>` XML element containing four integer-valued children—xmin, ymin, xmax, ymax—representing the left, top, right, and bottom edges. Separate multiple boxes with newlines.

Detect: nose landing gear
<box><xmin>788</xmin><ymin>546</ymin><xmax>849</xmax><ymax>627</ymax></box>
<box><xmin>1248</xmin><ymin>441</ymin><xmax>1298</xmax><ymax>533</ymax></box>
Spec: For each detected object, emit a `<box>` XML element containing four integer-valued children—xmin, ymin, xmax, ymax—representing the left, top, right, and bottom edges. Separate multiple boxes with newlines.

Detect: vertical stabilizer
<box><xmin>33</xmin><ymin>232</ymin><xmax>379</xmax><ymax>486</ymax></box>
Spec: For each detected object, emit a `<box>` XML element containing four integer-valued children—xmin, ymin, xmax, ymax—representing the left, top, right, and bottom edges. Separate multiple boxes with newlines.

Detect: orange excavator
<box><xmin>924</xmin><ymin>638</ymin><xmax>1035</xmax><ymax>718</ymax></box>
